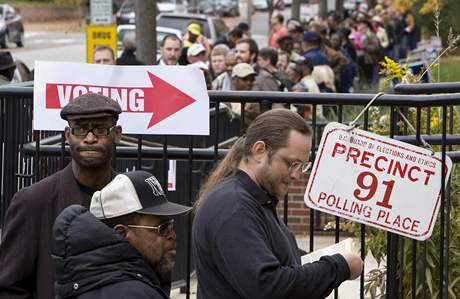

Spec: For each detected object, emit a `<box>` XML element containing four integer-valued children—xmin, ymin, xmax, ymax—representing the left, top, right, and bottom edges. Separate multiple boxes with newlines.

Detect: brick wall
<box><xmin>276</xmin><ymin>173</ymin><xmax>338</xmax><ymax>234</ymax></box>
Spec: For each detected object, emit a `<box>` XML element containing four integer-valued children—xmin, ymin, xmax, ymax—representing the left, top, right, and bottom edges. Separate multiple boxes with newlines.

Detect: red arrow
<box><xmin>45</xmin><ymin>71</ymin><xmax>197</xmax><ymax>129</ymax></box>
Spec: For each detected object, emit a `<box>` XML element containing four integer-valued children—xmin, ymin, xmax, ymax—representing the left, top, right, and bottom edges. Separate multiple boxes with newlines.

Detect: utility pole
<box><xmin>135</xmin><ymin>0</ymin><xmax>156</xmax><ymax>64</ymax></box>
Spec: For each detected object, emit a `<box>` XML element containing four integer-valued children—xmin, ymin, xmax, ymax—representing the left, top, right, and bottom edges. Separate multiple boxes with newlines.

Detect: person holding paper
<box><xmin>193</xmin><ymin>109</ymin><xmax>363</xmax><ymax>299</ymax></box>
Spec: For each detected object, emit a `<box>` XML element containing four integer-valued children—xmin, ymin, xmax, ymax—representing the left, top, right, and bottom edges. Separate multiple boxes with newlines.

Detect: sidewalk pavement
<box><xmin>171</xmin><ymin>235</ymin><xmax>380</xmax><ymax>299</ymax></box>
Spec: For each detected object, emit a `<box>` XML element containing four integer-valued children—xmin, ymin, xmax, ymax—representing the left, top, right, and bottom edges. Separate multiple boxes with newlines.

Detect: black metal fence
<box><xmin>1</xmin><ymin>84</ymin><xmax>459</xmax><ymax>298</ymax></box>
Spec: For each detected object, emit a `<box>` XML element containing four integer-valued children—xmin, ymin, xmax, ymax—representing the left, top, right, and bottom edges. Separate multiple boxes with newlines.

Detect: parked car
<box><xmin>116</xmin><ymin>0</ymin><xmax>187</xmax><ymax>25</ymax></box>
<box><xmin>0</xmin><ymin>4</ymin><xmax>24</xmax><ymax>48</ymax></box>
<box><xmin>251</xmin><ymin>0</ymin><xmax>268</xmax><ymax>11</ymax></box>
<box><xmin>116</xmin><ymin>0</ymin><xmax>135</xmax><ymax>25</ymax></box>
<box><xmin>117</xmin><ymin>25</ymin><xmax>182</xmax><ymax>59</ymax></box>
<box><xmin>156</xmin><ymin>13</ymin><xmax>228</xmax><ymax>45</ymax></box>
<box><xmin>188</xmin><ymin>0</ymin><xmax>239</xmax><ymax>17</ymax></box>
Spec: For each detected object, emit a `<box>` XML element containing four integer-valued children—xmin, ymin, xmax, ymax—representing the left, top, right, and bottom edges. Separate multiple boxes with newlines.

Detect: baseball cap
<box><xmin>187</xmin><ymin>43</ymin><xmax>206</xmax><ymax>57</ymax></box>
<box><xmin>187</xmin><ymin>23</ymin><xmax>201</xmax><ymax>36</ymax></box>
<box><xmin>90</xmin><ymin>171</ymin><xmax>192</xmax><ymax>219</ymax></box>
<box><xmin>302</xmin><ymin>31</ymin><xmax>321</xmax><ymax>44</ymax></box>
<box><xmin>60</xmin><ymin>93</ymin><xmax>122</xmax><ymax>121</ymax></box>
<box><xmin>231</xmin><ymin>63</ymin><xmax>256</xmax><ymax>78</ymax></box>
<box><xmin>371</xmin><ymin>16</ymin><xmax>382</xmax><ymax>23</ymax></box>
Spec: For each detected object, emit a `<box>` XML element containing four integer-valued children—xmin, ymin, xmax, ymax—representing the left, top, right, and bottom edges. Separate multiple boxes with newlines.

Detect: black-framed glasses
<box><xmin>69</xmin><ymin>126</ymin><xmax>115</xmax><ymax>137</ymax></box>
<box><xmin>127</xmin><ymin>219</ymin><xmax>174</xmax><ymax>237</ymax></box>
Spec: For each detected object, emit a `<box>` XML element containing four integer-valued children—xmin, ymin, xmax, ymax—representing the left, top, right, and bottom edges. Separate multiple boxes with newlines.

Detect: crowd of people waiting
<box><xmin>129</xmin><ymin>1</ymin><xmax>418</xmax><ymax>120</ymax></box>
<box><xmin>0</xmin><ymin>1</ymin><xmax>420</xmax><ymax>122</ymax></box>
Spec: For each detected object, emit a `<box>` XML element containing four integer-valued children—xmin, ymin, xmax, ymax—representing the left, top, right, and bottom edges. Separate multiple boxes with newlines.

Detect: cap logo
<box><xmin>144</xmin><ymin>176</ymin><xmax>165</xmax><ymax>197</ymax></box>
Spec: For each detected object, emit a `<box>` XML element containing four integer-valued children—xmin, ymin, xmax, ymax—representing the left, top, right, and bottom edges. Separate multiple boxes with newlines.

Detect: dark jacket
<box><xmin>193</xmin><ymin>170</ymin><xmax>350</xmax><ymax>299</ymax></box>
<box><xmin>52</xmin><ymin>205</ymin><xmax>169</xmax><ymax>299</ymax></box>
<box><xmin>116</xmin><ymin>51</ymin><xmax>144</xmax><ymax>65</ymax></box>
<box><xmin>0</xmin><ymin>164</ymin><xmax>90</xmax><ymax>299</ymax></box>
<box><xmin>303</xmin><ymin>47</ymin><xmax>330</xmax><ymax>66</ymax></box>
<box><xmin>252</xmin><ymin>69</ymin><xmax>279</xmax><ymax>91</ymax></box>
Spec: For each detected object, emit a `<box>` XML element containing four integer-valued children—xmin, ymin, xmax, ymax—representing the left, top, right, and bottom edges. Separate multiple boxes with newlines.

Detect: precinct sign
<box><xmin>305</xmin><ymin>122</ymin><xmax>452</xmax><ymax>240</ymax></box>
<box><xmin>33</xmin><ymin>61</ymin><xmax>209</xmax><ymax>135</ymax></box>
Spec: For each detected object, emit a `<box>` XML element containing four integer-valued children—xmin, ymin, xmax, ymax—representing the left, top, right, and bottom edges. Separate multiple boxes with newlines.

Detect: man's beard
<box><xmin>154</xmin><ymin>251</ymin><xmax>176</xmax><ymax>295</ymax></box>
<box><xmin>154</xmin><ymin>251</ymin><xmax>175</xmax><ymax>278</ymax></box>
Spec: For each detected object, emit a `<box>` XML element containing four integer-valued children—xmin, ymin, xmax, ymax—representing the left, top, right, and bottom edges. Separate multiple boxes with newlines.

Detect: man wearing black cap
<box><xmin>0</xmin><ymin>51</ymin><xmax>16</xmax><ymax>85</ymax></box>
<box><xmin>52</xmin><ymin>171</ymin><xmax>191</xmax><ymax>298</ymax></box>
<box><xmin>0</xmin><ymin>93</ymin><xmax>122</xmax><ymax>299</ymax></box>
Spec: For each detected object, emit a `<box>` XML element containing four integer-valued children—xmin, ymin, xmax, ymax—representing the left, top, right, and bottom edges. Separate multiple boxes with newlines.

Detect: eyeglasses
<box><xmin>278</xmin><ymin>155</ymin><xmax>312</xmax><ymax>174</ymax></box>
<box><xmin>127</xmin><ymin>219</ymin><xmax>175</xmax><ymax>237</ymax></box>
<box><xmin>69</xmin><ymin>126</ymin><xmax>115</xmax><ymax>137</ymax></box>
<box><xmin>263</xmin><ymin>142</ymin><xmax>312</xmax><ymax>174</ymax></box>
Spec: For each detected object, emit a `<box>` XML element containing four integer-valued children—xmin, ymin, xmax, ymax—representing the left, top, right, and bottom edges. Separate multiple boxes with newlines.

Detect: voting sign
<box><xmin>33</xmin><ymin>61</ymin><xmax>209</xmax><ymax>135</ymax></box>
<box><xmin>305</xmin><ymin>122</ymin><xmax>452</xmax><ymax>240</ymax></box>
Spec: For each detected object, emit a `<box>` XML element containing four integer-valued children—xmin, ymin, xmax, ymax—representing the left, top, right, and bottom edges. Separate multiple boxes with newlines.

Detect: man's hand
<box><xmin>341</xmin><ymin>252</ymin><xmax>364</xmax><ymax>280</ymax></box>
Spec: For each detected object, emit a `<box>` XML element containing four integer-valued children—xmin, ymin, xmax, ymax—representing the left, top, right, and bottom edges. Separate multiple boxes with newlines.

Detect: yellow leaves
<box><xmin>379</xmin><ymin>56</ymin><xmax>421</xmax><ymax>88</ymax></box>
<box><xmin>392</xmin><ymin>0</ymin><xmax>417</xmax><ymax>13</ymax></box>
<box><xmin>420</xmin><ymin>0</ymin><xmax>445</xmax><ymax>14</ymax></box>
<box><xmin>379</xmin><ymin>56</ymin><xmax>408</xmax><ymax>81</ymax></box>
<box><xmin>392</xmin><ymin>0</ymin><xmax>445</xmax><ymax>14</ymax></box>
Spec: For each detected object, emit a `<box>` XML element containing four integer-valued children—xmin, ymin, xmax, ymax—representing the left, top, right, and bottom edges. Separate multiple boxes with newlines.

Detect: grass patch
<box><xmin>437</xmin><ymin>56</ymin><xmax>460</xmax><ymax>83</ymax></box>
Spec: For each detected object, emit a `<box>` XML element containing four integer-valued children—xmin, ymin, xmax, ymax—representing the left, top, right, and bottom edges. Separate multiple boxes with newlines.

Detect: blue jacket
<box><xmin>303</xmin><ymin>47</ymin><xmax>329</xmax><ymax>66</ymax></box>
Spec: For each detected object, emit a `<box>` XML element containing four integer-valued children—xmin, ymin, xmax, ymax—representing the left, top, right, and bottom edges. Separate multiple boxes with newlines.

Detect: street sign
<box><xmin>305</xmin><ymin>122</ymin><xmax>452</xmax><ymax>241</ymax></box>
<box><xmin>90</xmin><ymin>0</ymin><xmax>113</xmax><ymax>25</ymax></box>
<box><xmin>86</xmin><ymin>25</ymin><xmax>117</xmax><ymax>63</ymax></box>
<box><xmin>33</xmin><ymin>61</ymin><xmax>209</xmax><ymax>135</ymax></box>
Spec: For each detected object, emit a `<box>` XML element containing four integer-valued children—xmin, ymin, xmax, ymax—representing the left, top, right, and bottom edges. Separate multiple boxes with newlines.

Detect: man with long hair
<box><xmin>193</xmin><ymin>109</ymin><xmax>363</xmax><ymax>299</ymax></box>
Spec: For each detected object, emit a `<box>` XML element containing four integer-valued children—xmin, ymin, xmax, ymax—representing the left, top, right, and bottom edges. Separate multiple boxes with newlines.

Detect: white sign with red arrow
<box><xmin>33</xmin><ymin>61</ymin><xmax>209</xmax><ymax>135</ymax></box>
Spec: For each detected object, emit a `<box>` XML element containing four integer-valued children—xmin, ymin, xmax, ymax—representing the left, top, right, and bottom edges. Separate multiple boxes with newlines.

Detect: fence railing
<box><xmin>1</xmin><ymin>84</ymin><xmax>459</xmax><ymax>298</ymax></box>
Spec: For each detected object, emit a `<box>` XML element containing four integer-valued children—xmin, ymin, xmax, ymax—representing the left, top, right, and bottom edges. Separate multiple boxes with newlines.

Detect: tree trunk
<box><xmin>135</xmin><ymin>0</ymin><xmax>156</xmax><ymax>65</ymax></box>
<box><xmin>319</xmin><ymin>0</ymin><xmax>327</xmax><ymax>19</ymax></box>
<box><xmin>291</xmin><ymin>0</ymin><xmax>301</xmax><ymax>21</ymax></box>
<box><xmin>267</xmin><ymin>0</ymin><xmax>274</xmax><ymax>30</ymax></box>
<box><xmin>335</xmin><ymin>0</ymin><xmax>344</xmax><ymax>17</ymax></box>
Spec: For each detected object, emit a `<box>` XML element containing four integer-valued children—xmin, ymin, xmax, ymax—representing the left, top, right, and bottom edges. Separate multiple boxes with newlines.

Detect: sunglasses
<box><xmin>127</xmin><ymin>219</ymin><xmax>175</xmax><ymax>237</ymax></box>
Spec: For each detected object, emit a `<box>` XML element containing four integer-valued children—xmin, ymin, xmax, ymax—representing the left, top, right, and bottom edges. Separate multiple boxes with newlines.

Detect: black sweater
<box><xmin>193</xmin><ymin>170</ymin><xmax>350</xmax><ymax>299</ymax></box>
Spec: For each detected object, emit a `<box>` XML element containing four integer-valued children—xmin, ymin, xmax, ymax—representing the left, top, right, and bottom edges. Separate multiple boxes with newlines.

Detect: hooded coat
<box><xmin>52</xmin><ymin>205</ymin><xmax>169</xmax><ymax>299</ymax></box>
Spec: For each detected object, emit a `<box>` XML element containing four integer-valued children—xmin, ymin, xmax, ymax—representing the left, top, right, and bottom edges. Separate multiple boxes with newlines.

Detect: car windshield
<box><xmin>157</xmin><ymin>16</ymin><xmax>210</xmax><ymax>38</ymax></box>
